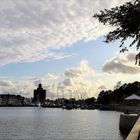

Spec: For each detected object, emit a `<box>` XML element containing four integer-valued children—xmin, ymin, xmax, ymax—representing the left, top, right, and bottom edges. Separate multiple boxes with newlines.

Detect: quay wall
<box><xmin>126</xmin><ymin>116</ymin><xmax>140</xmax><ymax>140</ymax></box>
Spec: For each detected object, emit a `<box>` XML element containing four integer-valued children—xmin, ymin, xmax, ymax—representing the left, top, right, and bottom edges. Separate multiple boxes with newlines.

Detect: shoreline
<box><xmin>0</xmin><ymin>104</ymin><xmax>139</xmax><ymax>113</ymax></box>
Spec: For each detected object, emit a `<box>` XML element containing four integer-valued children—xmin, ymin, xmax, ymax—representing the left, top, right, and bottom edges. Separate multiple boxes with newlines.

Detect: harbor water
<box><xmin>0</xmin><ymin>107</ymin><xmax>124</xmax><ymax>140</ymax></box>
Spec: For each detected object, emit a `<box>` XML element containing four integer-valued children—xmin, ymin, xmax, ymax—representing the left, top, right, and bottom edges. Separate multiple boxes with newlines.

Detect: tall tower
<box><xmin>34</xmin><ymin>84</ymin><xmax>46</xmax><ymax>106</ymax></box>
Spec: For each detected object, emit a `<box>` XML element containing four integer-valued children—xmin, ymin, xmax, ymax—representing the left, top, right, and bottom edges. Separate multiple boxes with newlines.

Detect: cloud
<box><xmin>0</xmin><ymin>80</ymin><xmax>14</xmax><ymax>87</ymax></box>
<box><xmin>45</xmin><ymin>73</ymin><xmax>58</xmax><ymax>81</ymax></box>
<box><xmin>0</xmin><ymin>58</ymin><xmax>140</xmax><ymax>98</ymax></box>
<box><xmin>102</xmin><ymin>51</ymin><xmax>140</xmax><ymax>74</ymax></box>
<box><xmin>98</xmin><ymin>85</ymin><xmax>106</xmax><ymax>90</ymax></box>
<box><xmin>0</xmin><ymin>59</ymin><xmax>97</xmax><ymax>98</ymax></box>
<box><xmin>0</xmin><ymin>80</ymin><xmax>35</xmax><ymax>97</ymax></box>
<box><xmin>65</xmin><ymin>59</ymin><xmax>95</xmax><ymax>78</ymax></box>
<box><xmin>61</xmin><ymin>59</ymin><xmax>96</xmax><ymax>98</ymax></box>
<box><xmin>0</xmin><ymin>0</ymin><xmax>129</xmax><ymax>66</ymax></box>
<box><xmin>63</xmin><ymin>79</ymin><xmax>73</xmax><ymax>86</ymax></box>
<box><xmin>0</xmin><ymin>73</ymin><xmax>59</xmax><ymax>98</ymax></box>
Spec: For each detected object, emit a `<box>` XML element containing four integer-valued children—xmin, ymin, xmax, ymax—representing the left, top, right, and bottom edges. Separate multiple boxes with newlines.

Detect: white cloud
<box><xmin>98</xmin><ymin>85</ymin><xmax>106</xmax><ymax>90</ymax></box>
<box><xmin>60</xmin><ymin>59</ymin><xmax>97</xmax><ymax>98</ymax></box>
<box><xmin>0</xmin><ymin>0</ymin><xmax>129</xmax><ymax>66</ymax></box>
<box><xmin>0</xmin><ymin>80</ymin><xmax>14</xmax><ymax>87</ymax></box>
<box><xmin>65</xmin><ymin>59</ymin><xmax>95</xmax><ymax>78</ymax></box>
<box><xmin>102</xmin><ymin>51</ymin><xmax>140</xmax><ymax>74</ymax></box>
<box><xmin>0</xmin><ymin>80</ymin><xmax>35</xmax><ymax>97</ymax></box>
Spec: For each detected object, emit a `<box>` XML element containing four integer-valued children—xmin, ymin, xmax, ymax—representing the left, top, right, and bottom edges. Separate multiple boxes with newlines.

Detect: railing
<box><xmin>126</xmin><ymin>116</ymin><xmax>140</xmax><ymax>140</ymax></box>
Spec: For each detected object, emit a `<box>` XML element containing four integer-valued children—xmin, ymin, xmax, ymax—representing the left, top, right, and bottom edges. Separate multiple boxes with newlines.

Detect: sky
<box><xmin>0</xmin><ymin>0</ymin><xmax>140</xmax><ymax>99</ymax></box>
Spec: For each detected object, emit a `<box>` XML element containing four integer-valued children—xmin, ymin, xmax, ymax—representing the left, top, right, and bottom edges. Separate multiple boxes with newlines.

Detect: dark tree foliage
<box><xmin>94</xmin><ymin>0</ymin><xmax>140</xmax><ymax>65</ymax></box>
<box><xmin>84</xmin><ymin>97</ymin><xmax>96</xmax><ymax>106</ymax></box>
<box><xmin>97</xmin><ymin>81</ymin><xmax>140</xmax><ymax>104</ymax></box>
<box><xmin>97</xmin><ymin>90</ymin><xmax>112</xmax><ymax>105</ymax></box>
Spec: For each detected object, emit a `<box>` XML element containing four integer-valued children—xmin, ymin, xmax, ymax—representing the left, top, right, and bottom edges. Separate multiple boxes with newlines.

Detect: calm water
<box><xmin>0</xmin><ymin>107</ymin><xmax>123</xmax><ymax>140</ymax></box>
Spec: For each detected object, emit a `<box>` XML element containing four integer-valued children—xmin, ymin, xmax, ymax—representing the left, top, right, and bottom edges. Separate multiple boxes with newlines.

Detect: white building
<box><xmin>125</xmin><ymin>94</ymin><xmax>140</xmax><ymax>105</ymax></box>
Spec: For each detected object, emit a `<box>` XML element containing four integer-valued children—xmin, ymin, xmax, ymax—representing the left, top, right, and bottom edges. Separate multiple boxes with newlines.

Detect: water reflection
<box><xmin>0</xmin><ymin>108</ymin><xmax>123</xmax><ymax>140</ymax></box>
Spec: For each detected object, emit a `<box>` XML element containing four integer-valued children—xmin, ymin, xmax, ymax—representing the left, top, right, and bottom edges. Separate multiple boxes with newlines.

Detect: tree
<box><xmin>114</xmin><ymin>81</ymin><xmax>122</xmax><ymax>90</ymax></box>
<box><xmin>97</xmin><ymin>90</ymin><xmax>112</xmax><ymax>105</ymax></box>
<box><xmin>94</xmin><ymin>0</ymin><xmax>140</xmax><ymax>65</ymax></box>
<box><xmin>97</xmin><ymin>81</ymin><xmax>140</xmax><ymax>104</ymax></box>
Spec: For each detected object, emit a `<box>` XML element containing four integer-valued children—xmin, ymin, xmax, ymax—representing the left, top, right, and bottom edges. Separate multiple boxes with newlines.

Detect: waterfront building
<box><xmin>0</xmin><ymin>94</ymin><xmax>24</xmax><ymax>106</ymax></box>
<box><xmin>124</xmin><ymin>94</ymin><xmax>140</xmax><ymax>106</ymax></box>
<box><xmin>34</xmin><ymin>84</ymin><xmax>46</xmax><ymax>106</ymax></box>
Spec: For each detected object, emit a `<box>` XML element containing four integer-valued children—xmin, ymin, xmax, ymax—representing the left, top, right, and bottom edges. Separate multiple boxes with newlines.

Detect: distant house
<box><xmin>124</xmin><ymin>94</ymin><xmax>140</xmax><ymax>106</ymax></box>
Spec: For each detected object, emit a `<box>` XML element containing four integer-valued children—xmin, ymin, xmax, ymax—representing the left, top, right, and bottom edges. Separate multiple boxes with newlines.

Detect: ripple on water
<box><xmin>0</xmin><ymin>107</ymin><xmax>123</xmax><ymax>140</ymax></box>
